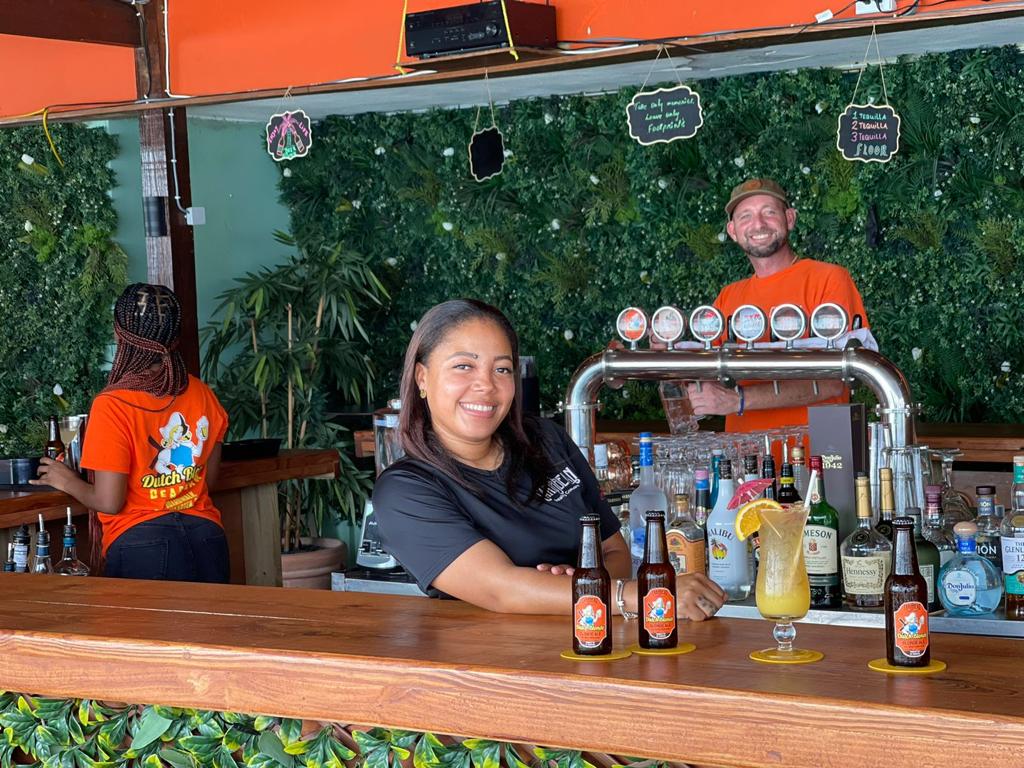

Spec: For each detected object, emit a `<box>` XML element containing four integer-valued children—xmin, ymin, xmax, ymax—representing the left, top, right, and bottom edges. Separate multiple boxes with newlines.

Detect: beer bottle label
<box><xmin>893</xmin><ymin>601</ymin><xmax>929</xmax><ymax>658</ymax></box>
<box><xmin>642</xmin><ymin>587</ymin><xmax>676</xmax><ymax>640</ymax></box>
<box><xmin>573</xmin><ymin>595</ymin><xmax>608</xmax><ymax>649</ymax></box>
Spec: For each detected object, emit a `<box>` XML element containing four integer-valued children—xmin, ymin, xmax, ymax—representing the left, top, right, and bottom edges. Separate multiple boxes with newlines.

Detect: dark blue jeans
<box><xmin>104</xmin><ymin>512</ymin><xmax>230</xmax><ymax>583</ymax></box>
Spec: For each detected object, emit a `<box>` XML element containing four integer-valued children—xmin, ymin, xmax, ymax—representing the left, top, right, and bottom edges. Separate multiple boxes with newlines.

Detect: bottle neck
<box><xmin>892</xmin><ymin>528</ymin><xmax>920</xmax><ymax>576</ymax></box>
<box><xmin>956</xmin><ymin>535</ymin><xmax>977</xmax><ymax>554</ymax></box>
<box><xmin>809</xmin><ymin>473</ymin><xmax>826</xmax><ymax>505</ymax></box>
<box><xmin>577</xmin><ymin>525</ymin><xmax>604</xmax><ymax>569</ymax></box>
<box><xmin>644</xmin><ymin>519</ymin><xmax>668</xmax><ymax>563</ymax></box>
<box><xmin>924</xmin><ymin>503</ymin><xmax>942</xmax><ymax>522</ymax></box>
<box><xmin>638</xmin><ymin>464</ymin><xmax>656</xmax><ymax>485</ymax></box>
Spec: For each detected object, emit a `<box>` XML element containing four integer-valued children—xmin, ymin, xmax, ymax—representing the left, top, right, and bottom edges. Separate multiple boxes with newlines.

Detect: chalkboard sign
<box><xmin>266</xmin><ymin>110</ymin><xmax>313</xmax><ymax>162</ymax></box>
<box><xmin>468</xmin><ymin>126</ymin><xmax>505</xmax><ymax>182</ymax></box>
<box><xmin>626</xmin><ymin>85</ymin><xmax>703</xmax><ymax>146</ymax></box>
<box><xmin>836</xmin><ymin>104</ymin><xmax>901</xmax><ymax>163</ymax></box>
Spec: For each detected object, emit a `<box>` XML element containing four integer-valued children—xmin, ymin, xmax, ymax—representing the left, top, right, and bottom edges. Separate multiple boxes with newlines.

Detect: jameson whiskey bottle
<box><xmin>804</xmin><ymin>456</ymin><xmax>840</xmax><ymax>609</ymax></box>
<box><xmin>876</xmin><ymin>468</ymin><xmax>896</xmax><ymax>542</ymax></box>
<box><xmin>571</xmin><ymin>515</ymin><xmax>612</xmax><ymax>655</ymax></box>
<box><xmin>885</xmin><ymin>518</ymin><xmax>931</xmax><ymax>668</ymax></box>
<box><xmin>841</xmin><ymin>474</ymin><xmax>892</xmax><ymax>611</ymax></box>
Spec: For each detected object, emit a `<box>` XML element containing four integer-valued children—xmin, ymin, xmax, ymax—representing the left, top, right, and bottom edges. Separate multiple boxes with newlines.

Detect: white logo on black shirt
<box><xmin>543</xmin><ymin>467</ymin><xmax>581</xmax><ymax>503</ymax></box>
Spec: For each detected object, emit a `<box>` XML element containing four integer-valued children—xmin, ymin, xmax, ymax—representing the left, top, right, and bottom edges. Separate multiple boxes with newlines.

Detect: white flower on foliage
<box><xmin>933</xmin><ymin>189</ymin><xmax>942</xmax><ymax>198</ymax></box>
<box><xmin>544</xmin><ymin>112</ymin><xmax>554</xmax><ymax>125</ymax></box>
<box><xmin>282</xmin><ymin>168</ymin><xmax>292</xmax><ymax>178</ymax></box>
<box><xmin>717</xmin><ymin>232</ymin><xmax>727</xmax><ymax>243</ymax></box>
<box><xmin>563</xmin><ymin>329</ymin><xmax>574</xmax><ymax>341</ymax></box>
<box><xmin>23</xmin><ymin>221</ymin><xmax>33</xmax><ymax>232</ymax></box>
<box><xmin>815</xmin><ymin>102</ymin><xmax>826</xmax><ymax>114</ymax></box>
<box><xmin>352</xmin><ymin>199</ymin><xmax>361</xmax><ymax>209</ymax></box>
<box><xmin>657</xmin><ymin>178</ymin><xmax>669</xmax><ymax>190</ymax></box>
<box><xmin>53</xmin><ymin>384</ymin><xmax>64</xmax><ymax>397</ymax></box>
<box><xmin>801</xmin><ymin>166</ymin><xmax>811</xmax><ymax>175</ymax></box>
<box><xmin>550</xmin><ymin>219</ymin><xmax>561</xmax><ymax>230</ymax></box>
<box><xmin>0</xmin><ymin>424</ymin><xmax>7</xmax><ymax>434</ymax></box>
<box><xmin>639</xmin><ymin>270</ymin><xmax>650</xmax><ymax>283</ymax></box>
<box><xmin>503</xmin><ymin>149</ymin><xmax>513</xmax><ymax>158</ymax></box>
<box><xmin>589</xmin><ymin>174</ymin><xmax>600</xmax><ymax>185</ymax></box>
<box><xmin>733</xmin><ymin>156</ymin><xmax>745</xmax><ymax>168</ymax></box>
<box><xmin>1002</xmin><ymin>361</ymin><xmax>1012</xmax><ymax>373</ymax></box>
<box><xmin>410</xmin><ymin>320</ymin><xmax>418</xmax><ymax>331</ymax></box>
<box><xmin>495</xmin><ymin>252</ymin><xmax>506</xmax><ymax>261</ymax></box>
<box><xmin>969</xmin><ymin>115</ymin><xmax>981</xmax><ymax>125</ymax></box>
<box><xmin>385</xmin><ymin>257</ymin><xmax>398</xmax><ymax>267</ymax></box>
<box><xmin>911</xmin><ymin>347</ymin><xmax>923</xmax><ymax>362</ymax></box>
<box><xmin>441</xmin><ymin>221</ymin><xmax>454</xmax><ymax>232</ymax></box>
<box><xmin>21</xmin><ymin>154</ymin><xmax>34</xmax><ymax>165</ymax></box>
<box><xmin>442</xmin><ymin>147</ymin><xmax>455</xmax><ymax>157</ymax></box>
<box><xmin>374</xmin><ymin>146</ymin><xmax>386</xmax><ymax>156</ymax></box>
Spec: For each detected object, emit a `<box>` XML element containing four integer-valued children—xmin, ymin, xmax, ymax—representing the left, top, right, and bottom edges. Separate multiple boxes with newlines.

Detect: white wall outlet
<box><xmin>185</xmin><ymin>206</ymin><xmax>206</xmax><ymax>226</ymax></box>
<box><xmin>855</xmin><ymin>0</ymin><xmax>896</xmax><ymax>14</ymax></box>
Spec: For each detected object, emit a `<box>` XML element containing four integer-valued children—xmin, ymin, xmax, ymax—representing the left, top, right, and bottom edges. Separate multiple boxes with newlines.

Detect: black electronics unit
<box><xmin>405</xmin><ymin>1</ymin><xmax>556</xmax><ymax>59</ymax></box>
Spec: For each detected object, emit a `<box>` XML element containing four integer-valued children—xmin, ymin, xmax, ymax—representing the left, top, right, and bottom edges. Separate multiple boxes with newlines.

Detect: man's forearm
<box><xmin>743</xmin><ymin>379</ymin><xmax>846</xmax><ymax>412</ymax></box>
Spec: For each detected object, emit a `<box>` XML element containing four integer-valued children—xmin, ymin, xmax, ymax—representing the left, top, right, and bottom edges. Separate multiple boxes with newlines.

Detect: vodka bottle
<box><xmin>629</xmin><ymin>433</ymin><xmax>667</xmax><ymax>577</ymax></box>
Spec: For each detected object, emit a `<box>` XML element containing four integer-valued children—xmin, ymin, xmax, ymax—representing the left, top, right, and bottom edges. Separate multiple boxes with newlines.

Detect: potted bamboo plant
<box><xmin>202</xmin><ymin>232</ymin><xmax>388</xmax><ymax>586</ymax></box>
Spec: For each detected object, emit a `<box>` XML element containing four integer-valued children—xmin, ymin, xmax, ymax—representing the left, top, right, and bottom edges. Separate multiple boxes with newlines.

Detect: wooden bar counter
<box><xmin>0</xmin><ymin>449</ymin><xmax>338</xmax><ymax>586</ymax></box>
<box><xmin>0</xmin><ymin>576</ymin><xmax>1021</xmax><ymax>768</ymax></box>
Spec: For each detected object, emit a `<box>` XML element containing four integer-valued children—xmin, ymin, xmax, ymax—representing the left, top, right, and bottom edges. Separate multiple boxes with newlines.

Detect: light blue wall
<box><xmin>96</xmin><ymin>119</ymin><xmax>147</xmax><ymax>283</ymax></box>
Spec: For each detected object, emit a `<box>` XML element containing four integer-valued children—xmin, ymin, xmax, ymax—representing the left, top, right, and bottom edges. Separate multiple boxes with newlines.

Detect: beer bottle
<box><xmin>571</xmin><ymin>515</ymin><xmax>612</xmax><ymax>655</ymax></box>
<box><xmin>885</xmin><ymin>517</ymin><xmax>931</xmax><ymax>667</ymax></box>
<box><xmin>638</xmin><ymin>510</ymin><xmax>678</xmax><ymax>649</ymax></box>
<box><xmin>45</xmin><ymin>416</ymin><xmax>65</xmax><ymax>462</ymax></box>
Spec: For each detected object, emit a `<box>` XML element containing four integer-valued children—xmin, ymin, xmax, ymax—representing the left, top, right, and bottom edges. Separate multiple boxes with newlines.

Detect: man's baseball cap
<box><xmin>725</xmin><ymin>178</ymin><xmax>789</xmax><ymax>217</ymax></box>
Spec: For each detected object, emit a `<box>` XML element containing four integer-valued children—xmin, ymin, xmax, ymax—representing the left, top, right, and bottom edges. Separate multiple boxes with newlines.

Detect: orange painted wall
<box><xmin>2</xmin><ymin>0</ymin><xmax>990</xmax><ymax>119</ymax></box>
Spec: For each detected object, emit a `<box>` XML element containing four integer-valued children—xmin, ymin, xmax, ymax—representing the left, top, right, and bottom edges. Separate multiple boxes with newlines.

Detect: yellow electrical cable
<box><xmin>394</xmin><ymin>0</ymin><xmax>411</xmax><ymax>74</ymax></box>
<box><xmin>10</xmin><ymin>106</ymin><xmax>65</xmax><ymax>167</ymax></box>
<box><xmin>499</xmin><ymin>0</ymin><xmax>519</xmax><ymax>62</ymax></box>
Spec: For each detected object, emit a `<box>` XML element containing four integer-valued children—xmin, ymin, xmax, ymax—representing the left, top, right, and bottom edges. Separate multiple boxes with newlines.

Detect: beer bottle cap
<box><xmin>579</xmin><ymin>514</ymin><xmax>600</xmax><ymax>525</ymax></box>
<box><xmin>644</xmin><ymin>510</ymin><xmax>666</xmax><ymax>521</ymax></box>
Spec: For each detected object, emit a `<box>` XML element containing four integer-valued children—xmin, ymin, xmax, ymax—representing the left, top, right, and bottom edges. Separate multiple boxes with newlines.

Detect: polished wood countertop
<box><xmin>0</xmin><ymin>576</ymin><xmax>1020</xmax><ymax>768</ymax></box>
<box><xmin>0</xmin><ymin>449</ymin><xmax>339</xmax><ymax>526</ymax></box>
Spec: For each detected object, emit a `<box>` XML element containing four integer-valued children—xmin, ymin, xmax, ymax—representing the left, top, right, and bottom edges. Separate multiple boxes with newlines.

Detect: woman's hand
<box><xmin>674</xmin><ymin>573</ymin><xmax>727</xmax><ymax>621</ymax></box>
<box><xmin>30</xmin><ymin>458</ymin><xmax>80</xmax><ymax>493</ymax></box>
<box><xmin>536</xmin><ymin>563</ymin><xmax>575</xmax><ymax>576</ymax></box>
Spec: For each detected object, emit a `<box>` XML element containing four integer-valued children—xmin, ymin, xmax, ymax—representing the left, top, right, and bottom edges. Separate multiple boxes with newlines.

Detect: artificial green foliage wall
<box><xmin>277</xmin><ymin>45</ymin><xmax>1024</xmax><ymax>423</ymax></box>
<box><xmin>0</xmin><ymin>125</ymin><xmax>126</xmax><ymax>455</ymax></box>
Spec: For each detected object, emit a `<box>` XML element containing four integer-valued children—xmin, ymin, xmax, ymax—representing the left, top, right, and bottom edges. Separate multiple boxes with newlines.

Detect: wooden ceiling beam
<box><xmin>0</xmin><ymin>0</ymin><xmax>139</xmax><ymax>47</ymax></box>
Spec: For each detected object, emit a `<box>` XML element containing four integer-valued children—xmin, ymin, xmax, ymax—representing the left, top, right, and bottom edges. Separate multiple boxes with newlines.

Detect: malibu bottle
<box><xmin>571</xmin><ymin>515</ymin><xmax>612</xmax><ymax>655</ymax></box>
<box><xmin>638</xmin><ymin>511</ymin><xmax>678</xmax><ymax>650</ymax></box>
<box><xmin>885</xmin><ymin>518</ymin><xmax>931</xmax><ymax>667</ymax></box>
<box><xmin>706</xmin><ymin>460</ymin><xmax>751</xmax><ymax>601</ymax></box>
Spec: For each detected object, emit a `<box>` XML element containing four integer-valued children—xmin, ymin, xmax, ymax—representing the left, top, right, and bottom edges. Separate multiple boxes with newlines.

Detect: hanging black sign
<box><xmin>266</xmin><ymin>110</ymin><xmax>313</xmax><ymax>162</ymax></box>
<box><xmin>626</xmin><ymin>85</ymin><xmax>703</xmax><ymax>146</ymax></box>
<box><xmin>836</xmin><ymin>104</ymin><xmax>900</xmax><ymax>163</ymax></box>
<box><xmin>469</xmin><ymin>126</ymin><xmax>505</xmax><ymax>182</ymax></box>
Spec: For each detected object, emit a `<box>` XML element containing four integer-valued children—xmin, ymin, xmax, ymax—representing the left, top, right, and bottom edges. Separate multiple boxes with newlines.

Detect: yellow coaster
<box><xmin>627</xmin><ymin>643</ymin><xmax>697</xmax><ymax>656</ymax></box>
<box><xmin>749</xmin><ymin>648</ymin><xmax>824</xmax><ymax>665</ymax></box>
<box><xmin>868</xmin><ymin>658</ymin><xmax>947</xmax><ymax>675</ymax></box>
<box><xmin>560</xmin><ymin>648</ymin><xmax>632</xmax><ymax>662</ymax></box>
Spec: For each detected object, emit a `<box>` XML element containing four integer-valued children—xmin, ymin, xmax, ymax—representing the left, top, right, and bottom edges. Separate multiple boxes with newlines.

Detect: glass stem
<box><xmin>774</xmin><ymin>620</ymin><xmax>796</xmax><ymax>653</ymax></box>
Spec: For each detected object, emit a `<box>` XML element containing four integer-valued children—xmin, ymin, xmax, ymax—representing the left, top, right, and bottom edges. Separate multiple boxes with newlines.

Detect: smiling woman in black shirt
<box><xmin>372</xmin><ymin>299</ymin><xmax>725</xmax><ymax>618</ymax></box>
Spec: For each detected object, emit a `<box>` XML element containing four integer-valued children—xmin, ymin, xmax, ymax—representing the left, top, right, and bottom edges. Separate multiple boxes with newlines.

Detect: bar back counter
<box><xmin>0</xmin><ymin>576</ymin><xmax>1020</xmax><ymax>768</ymax></box>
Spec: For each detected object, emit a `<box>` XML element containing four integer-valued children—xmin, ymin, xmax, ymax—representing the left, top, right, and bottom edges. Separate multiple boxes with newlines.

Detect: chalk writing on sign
<box><xmin>836</xmin><ymin>103</ymin><xmax>901</xmax><ymax>163</ymax></box>
<box><xmin>626</xmin><ymin>85</ymin><xmax>704</xmax><ymax>146</ymax></box>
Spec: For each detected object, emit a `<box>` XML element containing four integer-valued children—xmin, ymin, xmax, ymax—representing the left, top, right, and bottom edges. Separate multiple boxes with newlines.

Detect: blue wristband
<box><xmin>736</xmin><ymin>385</ymin><xmax>745</xmax><ymax>417</ymax></box>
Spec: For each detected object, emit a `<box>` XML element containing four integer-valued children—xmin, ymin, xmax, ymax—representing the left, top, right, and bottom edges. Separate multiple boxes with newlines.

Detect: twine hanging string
<box><xmin>638</xmin><ymin>44</ymin><xmax>686</xmax><ymax>93</ymax></box>
<box><xmin>850</xmin><ymin>25</ymin><xmax>890</xmax><ymax>106</ymax></box>
<box><xmin>473</xmin><ymin>70</ymin><xmax>498</xmax><ymax>133</ymax></box>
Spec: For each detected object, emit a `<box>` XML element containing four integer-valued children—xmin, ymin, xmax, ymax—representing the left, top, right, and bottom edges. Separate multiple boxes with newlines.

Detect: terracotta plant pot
<box><xmin>281</xmin><ymin>536</ymin><xmax>346</xmax><ymax>590</ymax></box>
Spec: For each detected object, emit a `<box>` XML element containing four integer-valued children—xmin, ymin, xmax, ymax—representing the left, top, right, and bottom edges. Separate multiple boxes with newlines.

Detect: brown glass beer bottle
<box><xmin>45</xmin><ymin>416</ymin><xmax>66</xmax><ymax>462</ymax></box>
<box><xmin>572</xmin><ymin>515</ymin><xmax>612</xmax><ymax>655</ymax></box>
<box><xmin>885</xmin><ymin>517</ymin><xmax>931</xmax><ymax>667</ymax></box>
<box><xmin>638</xmin><ymin>510</ymin><xmax>678</xmax><ymax>649</ymax></box>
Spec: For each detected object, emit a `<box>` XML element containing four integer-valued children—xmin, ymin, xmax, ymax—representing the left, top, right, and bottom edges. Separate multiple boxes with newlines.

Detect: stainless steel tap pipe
<box><xmin>564</xmin><ymin>346</ymin><xmax>914</xmax><ymax>454</ymax></box>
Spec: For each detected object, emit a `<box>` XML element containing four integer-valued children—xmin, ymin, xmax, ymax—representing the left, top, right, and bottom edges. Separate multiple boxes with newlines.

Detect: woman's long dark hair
<box><xmin>399</xmin><ymin>299</ymin><xmax>554</xmax><ymax>503</ymax></box>
<box><xmin>103</xmin><ymin>283</ymin><xmax>188</xmax><ymax>399</ymax></box>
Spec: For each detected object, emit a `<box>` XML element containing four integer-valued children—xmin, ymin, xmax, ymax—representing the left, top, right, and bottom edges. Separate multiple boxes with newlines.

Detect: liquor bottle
<box><xmin>706</xmin><ymin>460</ymin><xmax>751</xmax><ymax>601</ymax></box>
<box><xmin>804</xmin><ymin>456</ymin><xmax>840</xmax><ymax>609</ymax></box>
<box><xmin>628</xmin><ymin>433</ymin><xmax>668</xmax><ymax>576</ymax></box>
<box><xmin>31</xmin><ymin>515</ymin><xmax>54</xmax><ymax>574</ymax></box>
<box><xmin>777</xmin><ymin>463</ymin><xmax>802</xmax><ymax>506</ymax></box>
<box><xmin>709</xmin><ymin>449</ymin><xmax>724</xmax><ymax>508</ymax></box>
<box><xmin>593</xmin><ymin>444</ymin><xmax>613</xmax><ymax>496</ymax></box>
<box><xmin>906</xmin><ymin>508</ymin><xmax>940</xmax><ymax>611</ymax></box>
<box><xmin>840</xmin><ymin>474</ymin><xmax>892</xmax><ymax>611</ymax></box>
<box><xmin>1000</xmin><ymin>455</ymin><xmax>1024</xmax><ymax>621</ymax></box>
<box><xmin>923</xmin><ymin>488</ymin><xmax>955</xmax><ymax>567</ymax></box>
<box><xmin>638</xmin><ymin>511</ymin><xmax>678</xmax><ymax>650</ymax></box>
<box><xmin>54</xmin><ymin>507</ymin><xmax>90</xmax><ymax>577</ymax></box>
<box><xmin>761</xmin><ymin>455</ymin><xmax>777</xmax><ymax>501</ymax></box>
<box><xmin>571</xmin><ymin>515</ymin><xmax>612</xmax><ymax>656</ymax></box>
<box><xmin>617</xmin><ymin>497</ymin><xmax>631</xmax><ymax>550</ymax></box>
<box><xmin>3</xmin><ymin>542</ymin><xmax>15</xmax><ymax>572</ymax></box>
<box><xmin>666</xmin><ymin>494</ymin><xmax>706</xmax><ymax>577</ymax></box>
<box><xmin>45</xmin><ymin>416</ymin><xmax>66</xmax><ymax>461</ymax></box>
<box><xmin>791</xmin><ymin>445</ymin><xmax>809</xmax><ymax>500</ymax></box>
<box><xmin>974</xmin><ymin>485</ymin><xmax>1002</xmax><ymax>570</ymax></box>
<box><xmin>692</xmin><ymin>470</ymin><xmax>711</xmax><ymax>530</ymax></box>
<box><xmin>742</xmin><ymin>454</ymin><xmax>759</xmax><ymax>483</ymax></box>
<box><xmin>938</xmin><ymin>522</ymin><xmax>1002</xmax><ymax>616</ymax></box>
<box><xmin>876</xmin><ymin>467</ymin><xmax>896</xmax><ymax>542</ymax></box>
<box><xmin>885</xmin><ymin>517</ymin><xmax>931</xmax><ymax>668</ymax></box>
<box><xmin>12</xmin><ymin>524</ymin><xmax>30</xmax><ymax>573</ymax></box>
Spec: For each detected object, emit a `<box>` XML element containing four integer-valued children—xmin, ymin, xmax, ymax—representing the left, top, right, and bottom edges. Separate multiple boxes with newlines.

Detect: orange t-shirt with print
<box><xmin>713</xmin><ymin>258</ymin><xmax>870</xmax><ymax>433</ymax></box>
<box><xmin>80</xmin><ymin>375</ymin><xmax>228</xmax><ymax>553</ymax></box>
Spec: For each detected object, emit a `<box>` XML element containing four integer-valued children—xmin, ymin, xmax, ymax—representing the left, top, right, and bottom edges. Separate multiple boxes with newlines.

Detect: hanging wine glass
<box><xmin>931</xmin><ymin>448</ymin><xmax>973</xmax><ymax>524</ymax></box>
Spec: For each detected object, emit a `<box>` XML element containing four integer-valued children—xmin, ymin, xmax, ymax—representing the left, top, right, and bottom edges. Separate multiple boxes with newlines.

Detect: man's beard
<box><xmin>741</xmin><ymin>230</ymin><xmax>788</xmax><ymax>259</ymax></box>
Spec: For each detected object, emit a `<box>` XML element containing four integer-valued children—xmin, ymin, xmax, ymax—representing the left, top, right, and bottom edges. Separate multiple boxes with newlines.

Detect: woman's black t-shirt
<box><xmin>371</xmin><ymin>418</ymin><xmax>620</xmax><ymax>593</ymax></box>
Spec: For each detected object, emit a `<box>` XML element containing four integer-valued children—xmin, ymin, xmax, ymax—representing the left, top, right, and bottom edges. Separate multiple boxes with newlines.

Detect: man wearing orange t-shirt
<box><xmin>685</xmin><ymin>178</ymin><xmax>870</xmax><ymax>432</ymax></box>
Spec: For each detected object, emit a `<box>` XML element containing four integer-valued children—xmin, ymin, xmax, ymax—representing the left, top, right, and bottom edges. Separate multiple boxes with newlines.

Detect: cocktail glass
<box><xmin>750</xmin><ymin>502</ymin><xmax>823</xmax><ymax>664</ymax></box>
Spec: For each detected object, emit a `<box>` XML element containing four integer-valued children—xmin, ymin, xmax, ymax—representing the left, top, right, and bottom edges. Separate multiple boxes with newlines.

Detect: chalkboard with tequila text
<box><xmin>626</xmin><ymin>85</ymin><xmax>703</xmax><ymax>146</ymax></box>
<box><xmin>836</xmin><ymin>104</ymin><xmax>901</xmax><ymax>163</ymax></box>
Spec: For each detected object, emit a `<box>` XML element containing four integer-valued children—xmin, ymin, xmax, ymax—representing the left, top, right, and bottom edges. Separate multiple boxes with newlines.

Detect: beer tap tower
<box><xmin>564</xmin><ymin>303</ymin><xmax>915</xmax><ymax>458</ymax></box>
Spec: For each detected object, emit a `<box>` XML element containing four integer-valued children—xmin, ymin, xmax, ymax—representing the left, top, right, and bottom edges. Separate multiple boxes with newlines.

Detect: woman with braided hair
<box><xmin>33</xmin><ymin>283</ymin><xmax>230</xmax><ymax>582</ymax></box>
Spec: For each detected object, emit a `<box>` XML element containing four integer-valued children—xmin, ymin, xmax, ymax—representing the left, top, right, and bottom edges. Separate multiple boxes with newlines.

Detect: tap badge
<box><xmin>616</xmin><ymin>307</ymin><xmax>649</xmax><ymax>344</ymax></box>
